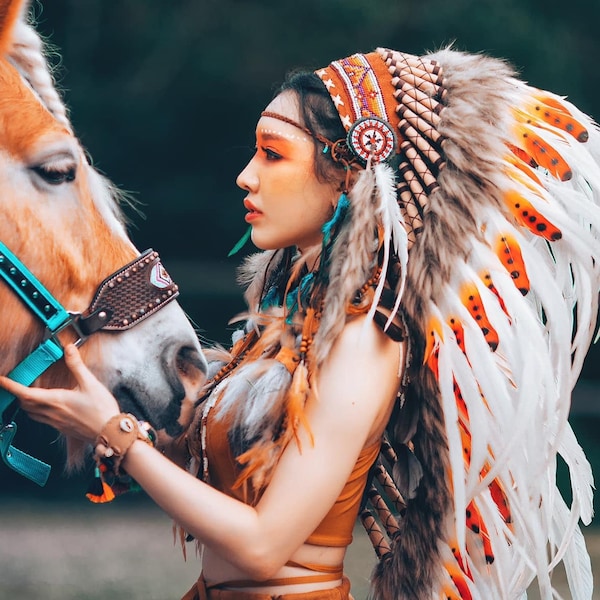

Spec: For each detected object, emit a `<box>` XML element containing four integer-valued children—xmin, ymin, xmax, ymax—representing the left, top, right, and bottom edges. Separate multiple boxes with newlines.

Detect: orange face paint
<box><xmin>236</xmin><ymin>93</ymin><xmax>338</xmax><ymax>252</ymax></box>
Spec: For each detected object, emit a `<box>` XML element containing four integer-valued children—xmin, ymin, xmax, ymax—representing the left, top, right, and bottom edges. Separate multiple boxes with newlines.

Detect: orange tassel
<box><xmin>287</xmin><ymin>360</ymin><xmax>314</xmax><ymax>448</ymax></box>
<box><xmin>85</xmin><ymin>465</ymin><xmax>116</xmax><ymax>503</ymax></box>
<box><xmin>234</xmin><ymin>442</ymin><xmax>279</xmax><ymax>491</ymax></box>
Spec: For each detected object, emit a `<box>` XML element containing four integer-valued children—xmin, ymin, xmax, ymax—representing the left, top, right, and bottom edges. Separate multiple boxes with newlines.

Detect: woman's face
<box><xmin>236</xmin><ymin>92</ymin><xmax>339</xmax><ymax>252</ymax></box>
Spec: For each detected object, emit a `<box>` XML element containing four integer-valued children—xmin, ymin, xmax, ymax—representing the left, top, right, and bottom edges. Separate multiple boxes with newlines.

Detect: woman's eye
<box><xmin>262</xmin><ymin>147</ymin><xmax>281</xmax><ymax>161</ymax></box>
<box><xmin>31</xmin><ymin>164</ymin><xmax>77</xmax><ymax>185</ymax></box>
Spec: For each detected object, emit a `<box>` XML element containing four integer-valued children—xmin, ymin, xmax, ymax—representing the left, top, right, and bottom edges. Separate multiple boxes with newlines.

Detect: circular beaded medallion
<box><xmin>347</xmin><ymin>116</ymin><xmax>396</xmax><ymax>164</ymax></box>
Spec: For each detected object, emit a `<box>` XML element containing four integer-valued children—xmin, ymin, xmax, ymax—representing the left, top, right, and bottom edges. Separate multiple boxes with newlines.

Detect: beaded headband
<box><xmin>315</xmin><ymin>49</ymin><xmax>448</xmax><ymax>248</ymax></box>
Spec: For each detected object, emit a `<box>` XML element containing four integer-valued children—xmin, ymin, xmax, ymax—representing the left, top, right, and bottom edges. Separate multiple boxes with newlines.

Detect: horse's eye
<box><xmin>31</xmin><ymin>164</ymin><xmax>77</xmax><ymax>185</ymax></box>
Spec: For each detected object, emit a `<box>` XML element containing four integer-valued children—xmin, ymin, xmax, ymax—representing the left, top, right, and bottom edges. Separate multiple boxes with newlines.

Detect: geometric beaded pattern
<box><xmin>317</xmin><ymin>49</ymin><xmax>448</xmax><ymax>250</ymax></box>
<box><xmin>347</xmin><ymin>116</ymin><xmax>397</xmax><ymax>164</ymax></box>
<box><xmin>83</xmin><ymin>249</ymin><xmax>179</xmax><ymax>330</ymax></box>
<box><xmin>316</xmin><ymin>52</ymin><xmax>399</xmax><ymax>132</ymax></box>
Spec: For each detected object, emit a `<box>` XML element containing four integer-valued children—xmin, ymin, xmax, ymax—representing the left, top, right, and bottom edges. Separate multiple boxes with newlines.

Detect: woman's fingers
<box><xmin>63</xmin><ymin>343</ymin><xmax>95</xmax><ymax>389</ymax></box>
<box><xmin>0</xmin><ymin>374</ymin><xmax>30</xmax><ymax>399</ymax></box>
<box><xmin>0</xmin><ymin>345</ymin><xmax>120</xmax><ymax>441</ymax></box>
<box><xmin>0</xmin><ymin>378</ymin><xmax>59</xmax><ymax>414</ymax></box>
<box><xmin>0</xmin><ymin>376</ymin><xmax>59</xmax><ymax>409</ymax></box>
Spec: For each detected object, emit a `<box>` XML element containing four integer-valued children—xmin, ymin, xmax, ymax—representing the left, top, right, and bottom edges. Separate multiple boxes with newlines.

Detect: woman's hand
<box><xmin>0</xmin><ymin>344</ymin><xmax>120</xmax><ymax>443</ymax></box>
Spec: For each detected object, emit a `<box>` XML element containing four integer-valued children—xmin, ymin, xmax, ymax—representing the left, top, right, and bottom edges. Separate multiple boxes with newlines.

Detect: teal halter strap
<box><xmin>0</xmin><ymin>241</ymin><xmax>74</xmax><ymax>486</ymax></box>
<box><xmin>0</xmin><ymin>243</ymin><xmax>181</xmax><ymax>487</ymax></box>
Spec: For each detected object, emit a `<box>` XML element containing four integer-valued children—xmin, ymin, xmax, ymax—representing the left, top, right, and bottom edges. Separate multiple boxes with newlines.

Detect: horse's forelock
<box><xmin>0</xmin><ymin>59</ymin><xmax>66</xmax><ymax>158</ymax></box>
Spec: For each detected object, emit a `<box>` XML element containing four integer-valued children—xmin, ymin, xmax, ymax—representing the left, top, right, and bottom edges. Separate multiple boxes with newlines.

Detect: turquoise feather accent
<box><xmin>321</xmin><ymin>193</ymin><xmax>349</xmax><ymax>246</ymax></box>
<box><xmin>227</xmin><ymin>226</ymin><xmax>252</xmax><ymax>257</ymax></box>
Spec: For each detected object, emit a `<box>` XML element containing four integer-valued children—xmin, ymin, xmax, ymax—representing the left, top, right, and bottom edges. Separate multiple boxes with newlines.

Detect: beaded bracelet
<box><xmin>94</xmin><ymin>413</ymin><xmax>157</xmax><ymax>476</ymax></box>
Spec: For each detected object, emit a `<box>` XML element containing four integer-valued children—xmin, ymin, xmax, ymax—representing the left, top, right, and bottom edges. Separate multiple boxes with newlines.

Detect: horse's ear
<box><xmin>0</xmin><ymin>0</ymin><xmax>28</xmax><ymax>55</ymax></box>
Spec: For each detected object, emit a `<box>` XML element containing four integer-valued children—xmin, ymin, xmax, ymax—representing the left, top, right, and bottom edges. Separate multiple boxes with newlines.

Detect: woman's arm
<box><xmin>0</xmin><ymin>316</ymin><xmax>403</xmax><ymax>579</ymax></box>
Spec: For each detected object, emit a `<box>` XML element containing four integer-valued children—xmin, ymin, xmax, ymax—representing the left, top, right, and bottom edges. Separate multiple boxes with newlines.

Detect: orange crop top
<box><xmin>204</xmin><ymin>404</ymin><xmax>381</xmax><ymax>547</ymax></box>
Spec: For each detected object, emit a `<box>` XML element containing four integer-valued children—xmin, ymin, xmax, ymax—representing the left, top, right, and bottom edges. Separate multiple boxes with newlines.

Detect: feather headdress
<box><xmin>311</xmin><ymin>48</ymin><xmax>599</xmax><ymax>599</ymax></box>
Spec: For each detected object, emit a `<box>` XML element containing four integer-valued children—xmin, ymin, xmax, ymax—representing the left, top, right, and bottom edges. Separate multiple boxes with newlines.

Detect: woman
<box><xmin>1</xmin><ymin>47</ymin><xmax>599</xmax><ymax>600</ymax></box>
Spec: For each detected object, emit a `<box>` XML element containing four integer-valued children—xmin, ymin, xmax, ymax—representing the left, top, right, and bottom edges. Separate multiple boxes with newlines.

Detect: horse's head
<box><xmin>0</xmin><ymin>0</ymin><xmax>207</xmax><ymax>464</ymax></box>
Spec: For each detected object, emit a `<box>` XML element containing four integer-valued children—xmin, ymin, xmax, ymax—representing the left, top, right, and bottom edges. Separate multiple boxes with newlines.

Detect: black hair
<box><xmin>276</xmin><ymin>71</ymin><xmax>347</xmax><ymax>184</ymax></box>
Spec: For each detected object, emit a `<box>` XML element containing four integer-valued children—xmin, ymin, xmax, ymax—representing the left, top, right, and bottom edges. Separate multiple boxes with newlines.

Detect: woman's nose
<box><xmin>236</xmin><ymin>158</ymin><xmax>259</xmax><ymax>192</ymax></box>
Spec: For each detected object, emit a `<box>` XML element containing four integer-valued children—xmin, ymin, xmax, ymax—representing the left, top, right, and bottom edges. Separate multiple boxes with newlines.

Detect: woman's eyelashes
<box><xmin>259</xmin><ymin>146</ymin><xmax>283</xmax><ymax>161</ymax></box>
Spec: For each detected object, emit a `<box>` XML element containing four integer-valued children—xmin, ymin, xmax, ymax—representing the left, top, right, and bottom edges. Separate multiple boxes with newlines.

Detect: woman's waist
<box><xmin>202</xmin><ymin>542</ymin><xmax>347</xmax><ymax>593</ymax></box>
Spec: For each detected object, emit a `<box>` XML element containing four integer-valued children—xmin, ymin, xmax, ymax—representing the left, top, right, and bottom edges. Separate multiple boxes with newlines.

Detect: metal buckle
<box><xmin>43</xmin><ymin>312</ymin><xmax>89</xmax><ymax>348</ymax></box>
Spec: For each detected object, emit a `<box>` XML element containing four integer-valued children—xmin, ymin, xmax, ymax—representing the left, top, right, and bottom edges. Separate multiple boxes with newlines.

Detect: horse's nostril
<box><xmin>176</xmin><ymin>345</ymin><xmax>208</xmax><ymax>378</ymax></box>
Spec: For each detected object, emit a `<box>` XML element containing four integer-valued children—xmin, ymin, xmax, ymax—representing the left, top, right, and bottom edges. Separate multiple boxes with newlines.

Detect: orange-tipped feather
<box><xmin>527</xmin><ymin>93</ymin><xmax>589</xmax><ymax>143</ymax></box>
<box><xmin>466</xmin><ymin>500</ymin><xmax>495</xmax><ymax>564</ymax></box>
<box><xmin>424</xmin><ymin>315</ymin><xmax>443</xmax><ymax>373</ymax></box>
<box><xmin>504</xmin><ymin>189</ymin><xmax>562</xmax><ymax>241</ymax></box>
<box><xmin>459</xmin><ymin>283</ymin><xmax>499</xmax><ymax>351</ymax></box>
<box><xmin>495</xmin><ymin>234</ymin><xmax>531</xmax><ymax>295</ymax></box>
<box><xmin>513</xmin><ymin>122</ymin><xmax>572</xmax><ymax>181</ymax></box>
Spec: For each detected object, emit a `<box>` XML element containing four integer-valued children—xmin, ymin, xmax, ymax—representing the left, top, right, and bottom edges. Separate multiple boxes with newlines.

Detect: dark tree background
<box><xmin>2</xmin><ymin>0</ymin><xmax>599</xmax><ymax>496</ymax></box>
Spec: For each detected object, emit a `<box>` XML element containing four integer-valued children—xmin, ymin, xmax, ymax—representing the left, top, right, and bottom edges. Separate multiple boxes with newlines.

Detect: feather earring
<box><xmin>322</xmin><ymin>192</ymin><xmax>350</xmax><ymax>246</ymax></box>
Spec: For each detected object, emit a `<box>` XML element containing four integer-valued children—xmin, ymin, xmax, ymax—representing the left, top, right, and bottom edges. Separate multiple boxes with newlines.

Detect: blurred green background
<box><xmin>1</xmin><ymin>0</ymin><xmax>599</xmax><ymax>533</ymax></box>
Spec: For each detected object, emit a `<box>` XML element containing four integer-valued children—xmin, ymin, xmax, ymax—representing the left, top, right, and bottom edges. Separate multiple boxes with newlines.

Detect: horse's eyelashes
<box><xmin>31</xmin><ymin>164</ymin><xmax>77</xmax><ymax>185</ymax></box>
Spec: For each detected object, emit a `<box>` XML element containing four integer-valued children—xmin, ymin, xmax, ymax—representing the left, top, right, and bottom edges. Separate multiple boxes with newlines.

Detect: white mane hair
<box><xmin>8</xmin><ymin>10</ymin><xmax>72</xmax><ymax>133</ymax></box>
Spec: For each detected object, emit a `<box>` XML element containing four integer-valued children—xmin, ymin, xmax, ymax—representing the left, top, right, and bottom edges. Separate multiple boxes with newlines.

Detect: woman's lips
<box><xmin>244</xmin><ymin>199</ymin><xmax>262</xmax><ymax>222</ymax></box>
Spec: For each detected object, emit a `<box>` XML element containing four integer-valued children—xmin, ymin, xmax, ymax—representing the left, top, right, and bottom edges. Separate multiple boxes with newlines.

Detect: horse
<box><xmin>0</xmin><ymin>0</ymin><xmax>207</xmax><ymax>482</ymax></box>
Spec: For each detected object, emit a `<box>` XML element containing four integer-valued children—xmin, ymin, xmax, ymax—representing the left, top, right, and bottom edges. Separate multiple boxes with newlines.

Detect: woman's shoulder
<box><xmin>312</xmin><ymin>313</ymin><xmax>404</xmax><ymax>441</ymax></box>
<box><xmin>329</xmin><ymin>312</ymin><xmax>405</xmax><ymax>369</ymax></box>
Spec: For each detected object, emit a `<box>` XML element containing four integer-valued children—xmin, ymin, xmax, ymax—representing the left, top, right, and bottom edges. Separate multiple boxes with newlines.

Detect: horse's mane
<box><xmin>8</xmin><ymin>12</ymin><xmax>71</xmax><ymax>131</ymax></box>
